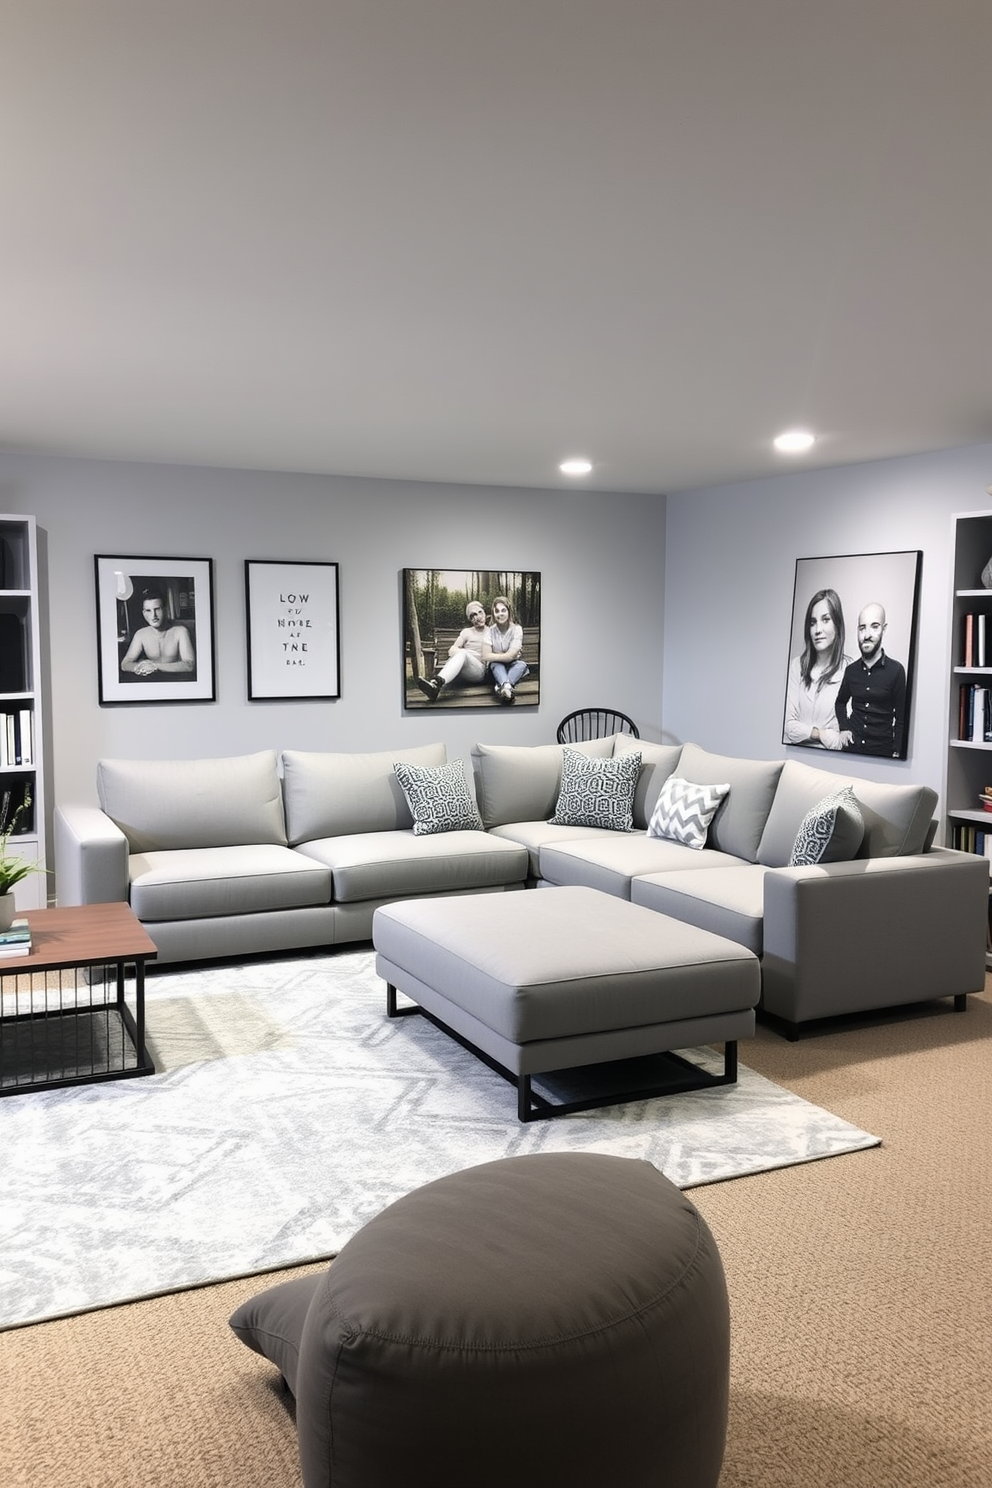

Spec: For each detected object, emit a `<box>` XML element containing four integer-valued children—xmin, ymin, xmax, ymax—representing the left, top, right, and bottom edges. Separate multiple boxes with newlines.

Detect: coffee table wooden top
<box><xmin>0</xmin><ymin>903</ymin><xmax>158</xmax><ymax>972</ymax></box>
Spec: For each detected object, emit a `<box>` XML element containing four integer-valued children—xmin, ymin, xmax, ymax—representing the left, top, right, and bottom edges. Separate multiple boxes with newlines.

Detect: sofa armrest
<box><xmin>55</xmin><ymin>805</ymin><xmax>130</xmax><ymax>906</ymax></box>
<box><xmin>761</xmin><ymin>847</ymin><xmax>988</xmax><ymax>1026</ymax></box>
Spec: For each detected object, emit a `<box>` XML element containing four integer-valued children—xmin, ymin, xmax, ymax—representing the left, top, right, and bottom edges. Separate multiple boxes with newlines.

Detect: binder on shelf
<box><xmin>979</xmin><ymin>613</ymin><xmax>987</xmax><ymax>668</ymax></box>
<box><xmin>17</xmin><ymin>708</ymin><xmax>31</xmax><ymax>766</ymax></box>
<box><xmin>0</xmin><ymin>612</ymin><xmax>25</xmax><ymax>692</ymax></box>
<box><xmin>963</xmin><ymin>612</ymin><xmax>974</xmax><ymax>667</ymax></box>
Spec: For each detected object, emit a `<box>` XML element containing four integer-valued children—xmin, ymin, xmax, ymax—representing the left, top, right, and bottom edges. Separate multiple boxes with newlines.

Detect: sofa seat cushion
<box><xmin>539</xmin><ymin>836</ymin><xmax>747</xmax><ymax>900</ymax></box>
<box><xmin>757</xmin><ymin>758</ymin><xmax>937</xmax><ymax>865</ymax></box>
<box><xmin>296</xmin><ymin>831</ymin><xmax>528</xmax><ymax>903</ymax></box>
<box><xmin>488</xmin><ymin>821</ymin><xmax>625</xmax><ymax>877</ymax></box>
<box><xmin>128</xmin><ymin>845</ymin><xmax>332</xmax><ymax>922</ymax></box>
<box><xmin>631</xmin><ymin>867</ymin><xmax>769</xmax><ymax>956</ymax></box>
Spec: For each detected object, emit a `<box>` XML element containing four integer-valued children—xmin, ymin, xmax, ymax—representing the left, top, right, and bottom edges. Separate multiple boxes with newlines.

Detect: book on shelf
<box><xmin>958</xmin><ymin>683</ymin><xmax>992</xmax><ymax>742</ymax></box>
<box><xmin>962</xmin><ymin>611</ymin><xmax>991</xmax><ymax>669</ymax></box>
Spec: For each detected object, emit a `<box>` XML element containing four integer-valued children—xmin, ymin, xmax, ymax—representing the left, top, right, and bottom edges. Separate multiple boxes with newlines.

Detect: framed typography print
<box><xmin>403</xmin><ymin>568</ymin><xmax>541</xmax><ymax>709</ymax></box>
<box><xmin>95</xmin><ymin>555</ymin><xmax>215</xmax><ymax>704</ymax></box>
<box><xmin>245</xmin><ymin>560</ymin><xmax>340</xmax><ymax>700</ymax></box>
<box><xmin>782</xmin><ymin>550</ymin><xmax>922</xmax><ymax>760</ymax></box>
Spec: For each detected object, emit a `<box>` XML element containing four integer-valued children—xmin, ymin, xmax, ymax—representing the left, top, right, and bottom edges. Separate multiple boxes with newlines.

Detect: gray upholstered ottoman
<box><xmin>373</xmin><ymin>884</ymin><xmax>760</xmax><ymax>1121</ymax></box>
<box><xmin>230</xmin><ymin>1152</ymin><xmax>731</xmax><ymax>1488</ymax></box>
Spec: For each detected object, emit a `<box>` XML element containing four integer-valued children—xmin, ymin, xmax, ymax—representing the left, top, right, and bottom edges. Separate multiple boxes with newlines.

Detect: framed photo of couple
<box><xmin>782</xmin><ymin>550</ymin><xmax>922</xmax><ymax>760</ymax></box>
<box><xmin>402</xmin><ymin>569</ymin><xmax>541</xmax><ymax>709</ymax></box>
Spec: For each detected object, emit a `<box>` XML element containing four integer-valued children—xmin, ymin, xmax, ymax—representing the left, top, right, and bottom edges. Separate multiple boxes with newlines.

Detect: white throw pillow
<box><xmin>647</xmin><ymin>776</ymin><xmax>730</xmax><ymax>850</ymax></box>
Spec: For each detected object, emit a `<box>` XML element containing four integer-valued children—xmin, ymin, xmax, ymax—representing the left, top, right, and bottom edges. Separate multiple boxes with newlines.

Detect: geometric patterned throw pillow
<box><xmin>647</xmin><ymin>776</ymin><xmax>730</xmax><ymax>850</ymax></box>
<box><xmin>788</xmin><ymin>785</ymin><xmax>864</xmax><ymax>866</ymax></box>
<box><xmin>549</xmin><ymin>747</ymin><xmax>642</xmax><ymax>832</ymax></box>
<box><xmin>393</xmin><ymin>759</ymin><xmax>485</xmax><ymax>837</ymax></box>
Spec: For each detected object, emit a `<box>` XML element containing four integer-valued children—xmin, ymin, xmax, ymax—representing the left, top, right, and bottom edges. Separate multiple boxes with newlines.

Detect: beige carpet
<box><xmin>3</xmin><ymin>980</ymin><xmax>990</xmax><ymax>1488</ymax></box>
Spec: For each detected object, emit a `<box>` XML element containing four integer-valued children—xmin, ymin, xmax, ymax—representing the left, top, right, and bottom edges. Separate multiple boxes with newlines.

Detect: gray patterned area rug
<box><xmin>0</xmin><ymin>948</ymin><xmax>879</xmax><ymax>1329</ymax></box>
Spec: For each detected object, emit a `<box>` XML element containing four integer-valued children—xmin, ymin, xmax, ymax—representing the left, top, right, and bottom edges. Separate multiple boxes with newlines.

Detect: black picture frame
<box><xmin>782</xmin><ymin>550</ymin><xmax>922</xmax><ymax>760</ymax></box>
<box><xmin>245</xmin><ymin>560</ymin><xmax>340</xmax><ymax>700</ymax></box>
<box><xmin>94</xmin><ymin>555</ymin><xmax>215</xmax><ymax>705</ymax></box>
<box><xmin>403</xmin><ymin>569</ymin><xmax>541</xmax><ymax>709</ymax></box>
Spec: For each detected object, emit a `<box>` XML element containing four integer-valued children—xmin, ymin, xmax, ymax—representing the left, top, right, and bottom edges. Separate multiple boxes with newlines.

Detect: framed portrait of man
<box><xmin>95</xmin><ymin>555</ymin><xmax>215</xmax><ymax>704</ymax></box>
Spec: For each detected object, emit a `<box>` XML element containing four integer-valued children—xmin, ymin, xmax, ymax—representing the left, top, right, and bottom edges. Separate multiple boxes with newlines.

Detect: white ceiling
<box><xmin>2</xmin><ymin>0</ymin><xmax>991</xmax><ymax>495</ymax></box>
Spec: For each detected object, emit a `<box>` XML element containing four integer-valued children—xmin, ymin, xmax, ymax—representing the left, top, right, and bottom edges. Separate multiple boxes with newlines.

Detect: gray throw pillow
<box><xmin>393</xmin><ymin>759</ymin><xmax>484</xmax><ymax>836</ymax></box>
<box><xmin>789</xmin><ymin>785</ymin><xmax>865</xmax><ymax>866</ymax></box>
<box><xmin>229</xmin><ymin>1272</ymin><xmax>324</xmax><ymax>1397</ymax></box>
<box><xmin>647</xmin><ymin>776</ymin><xmax>730</xmax><ymax>850</ymax></box>
<box><xmin>549</xmin><ymin>747</ymin><xmax>641</xmax><ymax>832</ymax></box>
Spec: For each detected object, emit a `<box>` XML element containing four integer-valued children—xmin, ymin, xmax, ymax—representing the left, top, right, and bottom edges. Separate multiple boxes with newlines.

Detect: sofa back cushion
<box><xmin>612</xmin><ymin>735</ymin><xmax>683</xmax><ymax>830</ymax></box>
<box><xmin>282</xmin><ymin>744</ymin><xmax>447</xmax><ymax>843</ymax></box>
<box><xmin>757</xmin><ymin>757</ymin><xmax>937</xmax><ymax>864</ymax></box>
<box><xmin>97</xmin><ymin>751</ymin><xmax>287</xmax><ymax>852</ymax></box>
<box><xmin>470</xmin><ymin>739</ymin><xmax>614</xmax><ymax>829</ymax></box>
<box><xmin>677</xmin><ymin>744</ymin><xmax>783</xmax><ymax>863</ymax></box>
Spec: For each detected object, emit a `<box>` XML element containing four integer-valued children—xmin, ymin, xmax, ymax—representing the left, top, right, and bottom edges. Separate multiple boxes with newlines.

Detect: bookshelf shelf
<box><xmin>0</xmin><ymin>516</ymin><xmax>46</xmax><ymax>909</ymax></box>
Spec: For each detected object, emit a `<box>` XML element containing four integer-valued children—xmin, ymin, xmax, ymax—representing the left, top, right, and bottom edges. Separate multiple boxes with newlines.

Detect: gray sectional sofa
<box><xmin>53</xmin><ymin>734</ymin><xmax>988</xmax><ymax>1035</ymax></box>
<box><xmin>54</xmin><ymin>745</ymin><xmax>529</xmax><ymax>964</ymax></box>
<box><xmin>476</xmin><ymin>737</ymin><xmax>987</xmax><ymax>1032</ymax></box>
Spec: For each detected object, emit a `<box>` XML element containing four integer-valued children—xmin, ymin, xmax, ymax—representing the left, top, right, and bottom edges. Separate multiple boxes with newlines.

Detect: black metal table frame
<box><xmin>0</xmin><ymin>951</ymin><xmax>155</xmax><ymax>1097</ymax></box>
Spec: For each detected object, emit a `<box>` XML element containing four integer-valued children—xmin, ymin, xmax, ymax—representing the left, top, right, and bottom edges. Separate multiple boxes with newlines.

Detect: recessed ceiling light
<box><xmin>559</xmin><ymin>457</ymin><xmax>593</xmax><ymax>476</ymax></box>
<box><xmin>773</xmin><ymin>429</ymin><xmax>816</xmax><ymax>454</ymax></box>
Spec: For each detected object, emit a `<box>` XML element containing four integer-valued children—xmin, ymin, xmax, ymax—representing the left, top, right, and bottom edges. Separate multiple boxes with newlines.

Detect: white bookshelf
<box><xmin>0</xmin><ymin>515</ymin><xmax>47</xmax><ymax>908</ymax></box>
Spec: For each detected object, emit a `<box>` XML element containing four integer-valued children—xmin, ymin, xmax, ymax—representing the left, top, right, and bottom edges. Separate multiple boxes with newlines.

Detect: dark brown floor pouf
<box><xmin>233</xmin><ymin>1152</ymin><xmax>730</xmax><ymax>1488</ymax></box>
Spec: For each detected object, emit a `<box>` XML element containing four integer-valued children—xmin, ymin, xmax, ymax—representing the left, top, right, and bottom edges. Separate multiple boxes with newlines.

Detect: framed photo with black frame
<box><xmin>95</xmin><ymin>555</ymin><xmax>215</xmax><ymax>704</ymax></box>
<box><xmin>245</xmin><ymin>559</ymin><xmax>341</xmax><ymax>700</ymax></box>
<box><xmin>781</xmin><ymin>549</ymin><xmax>922</xmax><ymax>760</ymax></box>
<box><xmin>402</xmin><ymin>568</ymin><xmax>541</xmax><ymax>709</ymax></box>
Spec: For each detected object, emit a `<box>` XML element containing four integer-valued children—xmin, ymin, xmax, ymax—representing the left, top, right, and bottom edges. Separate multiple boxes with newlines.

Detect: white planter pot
<box><xmin>0</xmin><ymin>893</ymin><xmax>15</xmax><ymax>931</ymax></box>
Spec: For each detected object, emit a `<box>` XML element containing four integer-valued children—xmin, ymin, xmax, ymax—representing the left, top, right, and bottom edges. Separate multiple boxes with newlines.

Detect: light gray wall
<box><xmin>0</xmin><ymin>453</ymin><xmax>666</xmax><ymax>852</ymax></box>
<box><xmin>663</xmin><ymin>441</ymin><xmax>992</xmax><ymax>812</ymax></box>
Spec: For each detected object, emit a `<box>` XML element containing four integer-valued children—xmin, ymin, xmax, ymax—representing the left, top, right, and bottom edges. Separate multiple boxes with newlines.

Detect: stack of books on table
<box><xmin>0</xmin><ymin>919</ymin><xmax>32</xmax><ymax>957</ymax></box>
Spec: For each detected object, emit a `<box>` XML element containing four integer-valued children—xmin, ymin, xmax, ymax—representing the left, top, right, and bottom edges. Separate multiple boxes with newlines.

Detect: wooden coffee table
<box><xmin>0</xmin><ymin>902</ymin><xmax>158</xmax><ymax>1096</ymax></box>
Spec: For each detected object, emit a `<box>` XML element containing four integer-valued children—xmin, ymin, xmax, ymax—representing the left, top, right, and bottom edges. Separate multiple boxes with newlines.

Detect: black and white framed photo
<box><xmin>245</xmin><ymin>560</ymin><xmax>340</xmax><ymax>700</ymax></box>
<box><xmin>782</xmin><ymin>550</ymin><xmax>922</xmax><ymax>760</ymax></box>
<box><xmin>403</xmin><ymin>569</ymin><xmax>541</xmax><ymax>709</ymax></box>
<box><xmin>95</xmin><ymin>555</ymin><xmax>215</xmax><ymax>704</ymax></box>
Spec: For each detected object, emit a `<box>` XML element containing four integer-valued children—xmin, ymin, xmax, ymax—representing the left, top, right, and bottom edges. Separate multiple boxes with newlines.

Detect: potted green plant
<box><xmin>0</xmin><ymin>788</ymin><xmax>43</xmax><ymax>930</ymax></box>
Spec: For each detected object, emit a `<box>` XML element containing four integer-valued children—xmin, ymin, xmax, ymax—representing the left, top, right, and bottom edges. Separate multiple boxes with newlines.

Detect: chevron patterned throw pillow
<box><xmin>647</xmin><ymin>775</ymin><xmax>730</xmax><ymax>850</ymax></box>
